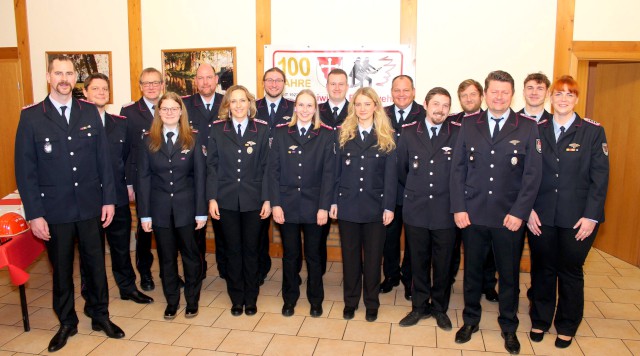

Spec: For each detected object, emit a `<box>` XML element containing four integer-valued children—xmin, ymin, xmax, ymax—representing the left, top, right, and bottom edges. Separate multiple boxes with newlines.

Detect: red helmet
<box><xmin>0</xmin><ymin>212</ymin><xmax>30</xmax><ymax>237</ymax></box>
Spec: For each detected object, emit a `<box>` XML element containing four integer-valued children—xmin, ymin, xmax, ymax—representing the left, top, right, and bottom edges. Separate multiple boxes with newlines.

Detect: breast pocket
<box><xmin>78</xmin><ymin>128</ymin><xmax>98</xmax><ymax>139</ymax></box>
<box><xmin>35</xmin><ymin>134</ymin><xmax>61</xmax><ymax>160</ymax></box>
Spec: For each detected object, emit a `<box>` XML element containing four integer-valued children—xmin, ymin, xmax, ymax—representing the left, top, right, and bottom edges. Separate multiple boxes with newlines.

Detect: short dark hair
<box><xmin>484</xmin><ymin>70</ymin><xmax>514</xmax><ymax>92</ymax></box>
<box><xmin>263</xmin><ymin>67</ymin><xmax>286</xmax><ymax>82</ymax></box>
<box><xmin>424</xmin><ymin>87</ymin><xmax>451</xmax><ymax>105</ymax></box>
<box><xmin>457</xmin><ymin>79</ymin><xmax>483</xmax><ymax>97</ymax></box>
<box><xmin>48</xmin><ymin>55</ymin><xmax>76</xmax><ymax>73</ymax></box>
<box><xmin>524</xmin><ymin>72</ymin><xmax>551</xmax><ymax>89</ymax></box>
<box><xmin>84</xmin><ymin>72</ymin><xmax>110</xmax><ymax>90</ymax></box>
<box><xmin>391</xmin><ymin>75</ymin><xmax>414</xmax><ymax>89</ymax></box>
<box><xmin>327</xmin><ymin>68</ymin><xmax>348</xmax><ymax>81</ymax></box>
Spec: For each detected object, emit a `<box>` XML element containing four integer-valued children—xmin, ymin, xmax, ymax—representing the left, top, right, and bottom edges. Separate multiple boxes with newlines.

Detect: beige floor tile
<box><xmin>529</xmin><ymin>335</ymin><xmax>584</xmax><ymax>355</ymax></box>
<box><xmin>259</xmin><ymin>280</ymin><xmax>282</xmax><ymax>296</ymax></box>
<box><xmin>217</xmin><ymin>330</ymin><xmax>273</xmax><ymax>355</ymax></box>
<box><xmin>479</xmin><ymin>297</ymin><xmax>499</xmax><ymax>312</ymax></box>
<box><xmin>617</xmin><ymin>268</ymin><xmax>640</xmax><ymax>278</ymax></box>
<box><xmin>584</xmin><ymin>275</ymin><xmax>617</xmax><ymax>288</ymax></box>
<box><xmin>576</xmin><ymin>336</ymin><xmax>633</xmax><ymax>356</ymax></box>
<box><xmin>24</xmin><ymin>306</ymin><xmax>59</xmax><ymax>330</ymax></box>
<box><xmin>389</xmin><ymin>323</ymin><xmax>437</xmax><ymax>347</ymax></box>
<box><xmin>0</xmin><ymin>287</ymin><xmax>48</xmax><ymax>306</ymax></box>
<box><xmin>254</xmin><ymin>295</ymin><xmax>285</xmax><ymax>314</ymax></box>
<box><xmin>322</xmin><ymin>285</ymin><xmax>344</xmax><ymax>302</ymax></box>
<box><xmin>175</xmin><ymin>306</ymin><xmax>225</xmax><ymax>326</ymax></box>
<box><xmin>313</xmin><ymin>338</ymin><xmax>364</xmax><ymax>356</ymax></box>
<box><xmin>0</xmin><ymin>325</ymin><xmax>22</xmax><ymax>346</ymax></box>
<box><xmin>187</xmin><ymin>349</ymin><xmax>236</xmax><ymax>356</ymax></box>
<box><xmin>606</xmin><ymin>257</ymin><xmax>637</xmax><ymax>269</ymax></box>
<box><xmin>371</xmin><ymin>304</ymin><xmax>410</xmax><ymax>324</ymax></box>
<box><xmin>595</xmin><ymin>301</ymin><xmax>640</xmax><ymax>320</ymax></box>
<box><xmin>363</xmin><ymin>342</ymin><xmax>412</xmax><ymax>355</ymax></box>
<box><xmin>205</xmin><ymin>277</ymin><xmax>228</xmax><ymax>293</ymax></box>
<box><xmin>263</xmin><ymin>334</ymin><xmax>318</xmax><ymax>356</ymax></box>
<box><xmin>394</xmin><ymin>289</ymin><xmax>412</xmax><ymax>307</ymax></box>
<box><xmin>575</xmin><ymin>318</ymin><xmax>596</xmax><ymax>337</ymax></box>
<box><xmin>632</xmin><ymin>320</ymin><xmax>640</xmax><ymax>333</ymax></box>
<box><xmin>481</xmin><ymin>330</ymin><xmax>533</xmax><ymax>355</ymax></box>
<box><xmin>173</xmin><ymin>325</ymin><xmax>229</xmax><ymax>350</ymax></box>
<box><xmin>584</xmin><ymin>287</ymin><xmax>611</xmax><ymax>302</ymax></box>
<box><xmin>623</xmin><ymin>339</ymin><xmax>640</xmax><ymax>355</ymax></box>
<box><xmin>30</xmin><ymin>291</ymin><xmax>54</xmax><ymax>308</ymax></box>
<box><xmin>41</xmin><ymin>334</ymin><xmax>106</xmax><ymax>356</ymax></box>
<box><xmin>0</xmin><ymin>286</ymin><xmax>14</xmax><ymax>299</ymax></box>
<box><xmin>1</xmin><ymin>328</ymin><xmax>53</xmax><ymax>354</ymax></box>
<box><xmin>298</xmin><ymin>317</ymin><xmax>347</xmax><ymax>340</ymax></box>
<box><xmin>328</xmin><ymin>262</ymin><xmax>343</xmax><ymax>273</ymax></box>
<box><xmin>87</xmin><ymin>337</ymin><xmax>147</xmax><ymax>355</ymax></box>
<box><xmin>254</xmin><ymin>312</ymin><xmax>304</xmax><ymax>335</ymax></box>
<box><xmin>378</xmin><ymin>289</ymin><xmax>396</xmax><ymax>305</ymax></box>
<box><xmin>209</xmin><ymin>291</ymin><xmax>233</xmax><ymax>309</ymax></box>
<box><xmin>610</xmin><ymin>276</ymin><xmax>640</xmax><ymax>290</ymax></box>
<box><xmin>138</xmin><ymin>343</ymin><xmax>191</xmax><ymax>356</ymax></box>
<box><xmin>130</xmin><ymin>320</ymin><xmax>188</xmax><ymax>344</ymax></box>
<box><xmin>267</xmin><ymin>269</ymin><xmax>282</xmax><ymax>282</ymax></box>
<box><xmin>584</xmin><ymin>261</ymin><xmax>620</xmax><ymax>276</ymax></box>
<box><xmin>477</xmin><ymin>311</ymin><xmax>501</xmax><ymax>331</ymax></box>
<box><xmin>603</xmin><ymin>288</ymin><xmax>640</xmax><ymax>303</ymax></box>
<box><xmin>198</xmin><ymin>290</ymin><xmax>220</xmax><ymax>307</ymax></box>
<box><xmin>412</xmin><ymin>347</ymin><xmax>462</xmax><ymax>356</ymax></box>
<box><xmin>584</xmin><ymin>301</ymin><xmax>604</xmax><ymax>318</ymax></box>
<box><xmin>211</xmin><ymin>309</ymin><xmax>263</xmax><ymax>331</ymax></box>
<box><xmin>435</xmin><ymin>327</ymin><xmax>484</xmax><ymax>351</ymax></box>
<box><xmin>448</xmin><ymin>292</ymin><xmax>465</xmax><ymax>310</ymax></box>
<box><xmin>322</xmin><ymin>272</ymin><xmax>343</xmax><ymax>286</ymax></box>
<box><xmin>586</xmin><ymin>249</ymin><xmax>606</xmax><ymax>262</ymax></box>
<box><xmin>294</xmin><ymin>299</ymin><xmax>334</xmax><ymax>318</ymax></box>
<box><xmin>586</xmin><ymin>318</ymin><xmax>640</xmax><ymax>339</ymax></box>
<box><xmin>106</xmin><ymin>298</ymin><xmax>147</xmax><ymax>317</ymax></box>
<box><xmin>343</xmin><ymin>320</ymin><xmax>391</xmax><ymax>343</ymax></box>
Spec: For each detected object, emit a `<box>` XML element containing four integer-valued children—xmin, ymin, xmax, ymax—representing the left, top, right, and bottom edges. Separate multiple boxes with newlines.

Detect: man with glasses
<box><xmin>122</xmin><ymin>67</ymin><xmax>164</xmax><ymax>292</ymax></box>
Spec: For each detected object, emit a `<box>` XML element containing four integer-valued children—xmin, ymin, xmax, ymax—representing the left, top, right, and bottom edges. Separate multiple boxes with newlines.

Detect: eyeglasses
<box><xmin>159</xmin><ymin>107</ymin><xmax>181</xmax><ymax>114</ymax></box>
<box><xmin>140</xmin><ymin>81</ymin><xmax>163</xmax><ymax>87</ymax></box>
<box><xmin>264</xmin><ymin>79</ymin><xmax>284</xmax><ymax>84</ymax></box>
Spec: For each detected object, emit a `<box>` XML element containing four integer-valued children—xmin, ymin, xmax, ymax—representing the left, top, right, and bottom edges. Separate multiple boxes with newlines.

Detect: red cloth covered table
<box><xmin>0</xmin><ymin>229</ymin><xmax>45</xmax><ymax>285</ymax></box>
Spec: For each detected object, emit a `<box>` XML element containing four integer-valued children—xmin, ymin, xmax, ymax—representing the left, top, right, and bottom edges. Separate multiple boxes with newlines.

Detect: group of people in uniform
<box><xmin>15</xmin><ymin>55</ymin><xmax>609</xmax><ymax>355</ymax></box>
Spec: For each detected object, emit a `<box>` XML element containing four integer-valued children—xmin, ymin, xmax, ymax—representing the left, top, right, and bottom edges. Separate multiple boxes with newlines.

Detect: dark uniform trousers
<box><xmin>335</xmin><ymin>130</ymin><xmax>397</xmax><ymax>309</ymax></box>
<box><xmin>450</xmin><ymin>110</ymin><xmax>542</xmax><ymax>333</ymax></box>
<box><xmin>15</xmin><ymin>97</ymin><xmax>116</xmax><ymax>326</ymax></box>
<box><xmin>280</xmin><ymin>223</ymin><xmax>324</xmax><ymax>305</ymax></box>
<box><xmin>207</xmin><ymin>119</ymin><xmax>270</xmax><ymax>306</ymax></box>
<box><xmin>450</xmin><ymin>228</ymin><xmax>497</xmax><ymax>289</ymax></box>
<box><xmin>121</xmin><ymin>98</ymin><xmax>155</xmax><ymax>279</ymax></box>
<box><xmin>529</xmin><ymin>115</ymin><xmax>608</xmax><ymax>336</ymax></box>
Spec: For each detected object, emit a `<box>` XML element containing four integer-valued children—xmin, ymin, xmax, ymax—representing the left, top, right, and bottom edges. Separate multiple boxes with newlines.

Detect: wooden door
<box><xmin>591</xmin><ymin>62</ymin><xmax>640</xmax><ymax>266</ymax></box>
<box><xmin>0</xmin><ymin>59</ymin><xmax>24</xmax><ymax>197</ymax></box>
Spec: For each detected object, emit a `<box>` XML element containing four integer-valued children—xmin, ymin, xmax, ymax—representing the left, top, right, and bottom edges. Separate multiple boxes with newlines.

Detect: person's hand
<box><xmin>195</xmin><ymin>219</ymin><xmax>206</xmax><ymax>230</ymax></box>
<box><xmin>141</xmin><ymin>221</ymin><xmax>153</xmax><ymax>232</ymax></box>
<box><xmin>272</xmin><ymin>206</ymin><xmax>285</xmax><ymax>224</ymax></box>
<box><xmin>503</xmin><ymin>214</ymin><xmax>522</xmax><ymax>232</ymax></box>
<box><xmin>30</xmin><ymin>217</ymin><xmax>50</xmax><ymax>241</ymax></box>
<box><xmin>382</xmin><ymin>210</ymin><xmax>394</xmax><ymax>226</ymax></box>
<box><xmin>454</xmin><ymin>212</ymin><xmax>471</xmax><ymax>229</ymax></box>
<box><xmin>574</xmin><ymin>218</ymin><xmax>596</xmax><ymax>241</ymax></box>
<box><xmin>209</xmin><ymin>199</ymin><xmax>220</xmax><ymax>220</ymax></box>
<box><xmin>260</xmin><ymin>201</ymin><xmax>271</xmax><ymax>219</ymax></box>
<box><xmin>317</xmin><ymin>209</ymin><xmax>328</xmax><ymax>226</ymax></box>
<box><xmin>527</xmin><ymin>210</ymin><xmax>542</xmax><ymax>236</ymax></box>
<box><xmin>329</xmin><ymin>204</ymin><xmax>338</xmax><ymax>219</ymax></box>
<box><xmin>101</xmin><ymin>204</ymin><xmax>115</xmax><ymax>228</ymax></box>
<box><xmin>127</xmin><ymin>186</ymin><xmax>135</xmax><ymax>202</ymax></box>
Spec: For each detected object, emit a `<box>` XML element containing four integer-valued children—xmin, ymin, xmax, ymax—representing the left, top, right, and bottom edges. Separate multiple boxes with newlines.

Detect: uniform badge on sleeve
<box><xmin>536</xmin><ymin>139</ymin><xmax>542</xmax><ymax>153</ymax></box>
<box><xmin>602</xmin><ymin>143</ymin><xmax>609</xmax><ymax>156</ymax></box>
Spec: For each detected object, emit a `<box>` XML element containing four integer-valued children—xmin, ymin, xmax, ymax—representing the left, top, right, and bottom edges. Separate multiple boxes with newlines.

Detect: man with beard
<box><xmin>519</xmin><ymin>72</ymin><xmax>551</xmax><ymax>122</ymax></box>
<box><xmin>15</xmin><ymin>55</ymin><xmax>124</xmax><ymax>352</ymax></box>
<box><xmin>183</xmin><ymin>63</ymin><xmax>224</xmax><ymax>280</ymax></box>
<box><xmin>380</xmin><ymin>75</ymin><xmax>426</xmax><ymax>299</ymax></box>
<box><xmin>122</xmin><ymin>67</ymin><xmax>164</xmax><ymax>292</ymax></box>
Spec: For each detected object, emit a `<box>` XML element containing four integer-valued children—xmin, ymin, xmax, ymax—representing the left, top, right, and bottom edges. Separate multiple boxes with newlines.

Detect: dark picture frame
<box><xmin>161</xmin><ymin>47</ymin><xmax>236</xmax><ymax>96</ymax></box>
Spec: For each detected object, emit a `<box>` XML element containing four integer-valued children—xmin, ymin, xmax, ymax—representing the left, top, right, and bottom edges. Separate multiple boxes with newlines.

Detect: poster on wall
<box><xmin>46</xmin><ymin>51</ymin><xmax>112</xmax><ymax>103</ymax></box>
<box><xmin>264</xmin><ymin>45</ymin><xmax>413</xmax><ymax>103</ymax></box>
<box><xmin>161</xmin><ymin>47</ymin><xmax>236</xmax><ymax>96</ymax></box>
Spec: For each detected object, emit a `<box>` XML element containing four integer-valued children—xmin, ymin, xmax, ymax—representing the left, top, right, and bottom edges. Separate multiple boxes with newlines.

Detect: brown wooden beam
<box><xmin>400</xmin><ymin>0</ymin><xmax>417</xmax><ymax>69</ymax></box>
<box><xmin>14</xmin><ymin>0</ymin><xmax>33</xmax><ymax>104</ymax></box>
<box><xmin>127</xmin><ymin>0</ymin><xmax>142</xmax><ymax>101</ymax></box>
<box><xmin>255</xmin><ymin>0</ymin><xmax>270</xmax><ymax>97</ymax></box>
<box><xmin>553</xmin><ymin>0</ymin><xmax>575</xmax><ymax>80</ymax></box>
<box><xmin>0</xmin><ymin>47</ymin><xmax>18</xmax><ymax>59</ymax></box>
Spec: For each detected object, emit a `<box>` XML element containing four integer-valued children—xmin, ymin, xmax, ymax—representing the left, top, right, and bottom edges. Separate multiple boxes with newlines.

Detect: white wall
<box><xmin>141</xmin><ymin>0</ymin><xmax>257</xmax><ymax>94</ymax></box>
<box><xmin>574</xmin><ymin>0</ymin><xmax>640</xmax><ymax>41</ymax></box>
<box><xmin>0</xmin><ymin>0</ymin><xmax>17</xmax><ymax>47</ymax></box>
<box><xmin>26</xmin><ymin>0</ymin><xmax>131</xmax><ymax>114</ymax></box>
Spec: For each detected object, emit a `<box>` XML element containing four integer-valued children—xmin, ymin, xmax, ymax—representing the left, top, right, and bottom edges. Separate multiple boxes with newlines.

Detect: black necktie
<box><xmin>362</xmin><ymin>131</ymin><xmax>369</xmax><ymax>142</ymax></box>
<box><xmin>237</xmin><ymin>124</ymin><xmax>242</xmax><ymax>138</ymax></box>
<box><xmin>557</xmin><ymin>126</ymin><xmax>565</xmax><ymax>144</ymax></box>
<box><xmin>332</xmin><ymin>106</ymin><xmax>339</xmax><ymax>121</ymax></box>
<box><xmin>491</xmin><ymin>118</ymin><xmax>502</xmax><ymax>140</ymax></box>
<box><xmin>206</xmin><ymin>103</ymin><xmax>211</xmax><ymax>112</ymax></box>
<box><xmin>300</xmin><ymin>127</ymin><xmax>306</xmax><ymax>137</ymax></box>
<box><xmin>398</xmin><ymin>110</ymin><xmax>405</xmax><ymax>125</ymax></box>
<box><xmin>270</xmin><ymin>103</ymin><xmax>276</xmax><ymax>121</ymax></box>
<box><xmin>166</xmin><ymin>132</ymin><xmax>175</xmax><ymax>152</ymax></box>
<box><xmin>431</xmin><ymin>127</ymin><xmax>437</xmax><ymax>141</ymax></box>
<box><xmin>60</xmin><ymin>106</ymin><xmax>69</xmax><ymax>127</ymax></box>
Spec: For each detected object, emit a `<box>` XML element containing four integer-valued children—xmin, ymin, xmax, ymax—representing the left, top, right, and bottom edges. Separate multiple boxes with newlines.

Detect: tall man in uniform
<box><xmin>183</xmin><ymin>63</ymin><xmax>224</xmax><ymax>279</ymax></box>
<box><xmin>380</xmin><ymin>75</ymin><xmax>426</xmax><ymax>299</ymax></box>
<box><xmin>519</xmin><ymin>72</ymin><xmax>551</xmax><ymax>122</ymax></box>
<box><xmin>451</xmin><ymin>70</ymin><xmax>542</xmax><ymax>354</ymax></box>
<box><xmin>81</xmin><ymin>73</ymin><xmax>153</xmax><ymax>304</ymax></box>
<box><xmin>122</xmin><ymin>67</ymin><xmax>164</xmax><ymax>291</ymax></box>
<box><xmin>448</xmin><ymin>79</ymin><xmax>499</xmax><ymax>303</ymax></box>
<box><xmin>255</xmin><ymin>67</ymin><xmax>295</xmax><ymax>282</ymax></box>
<box><xmin>15</xmin><ymin>56</ymin><xmax>125</xmax><ymax>352</ymax></box>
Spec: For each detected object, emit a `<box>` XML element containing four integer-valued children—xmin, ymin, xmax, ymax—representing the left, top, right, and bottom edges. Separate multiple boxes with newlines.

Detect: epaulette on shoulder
<box><xmin>254</xmin><ymin>119</ymin><xmax>268</xmax><ymax>125</ymax></box>
<box><xmin>336</xmin><ymin>125</ymin><xmax>342</xmax><ymax>130</ymax></box>
<box><xmin>111</xmin><ymin>114</ymin><xmax>126</xmax><ymax>119</ymax></box>
<box><xmin>537</xmin><ymin>119</ymin><xmax>548</xmax><ymax>126</ymax></box>
<box><xmin>191</xmin><ymin>128</ymin><xmax>199</xmax><ymax>134</ymax></box>
<box><xmin>520</xmin><ymin>113</ymin><xmax>537</xmax><ymax>121</ymax></box>
<box><xmin>181</xmin><ymin>94</ymin><xmax>190</xmax><ymax>99</ymax></box>
<box><xmin>450</xmin><ymin>121</ymin><xmax>462</xmax><ymax>127</ymax></box>
<box><xmin>122</xmin><ymin>101</ymin><xmax>135</xmax><ymax>108</ymax></box>
<box><xmin>22</xmin><ymin>102</ymin><xmax>37</xmax><ymax>110</ymax></box>
<box><xmin>583</xmin><ymin>118</ymin><xmax>601</xmax><ymax>126</ymax></box>
<box><xmin>321</xmin><ymin>123</ymin><xmax>334</xmax><ymax>130</ymax></box>
<box><xmin>462</xmin><ymin>112</ymin><xmax>477</xmax><ymax>118</ymax></box>
<box><xmin>448</xmin><ymin>112</ymin><xmax>460</xmax><ymax>117</ymax></box>
<box><xmin>212</xmin><ymin>119</ymin><xmax>225</xmax><ymax>124</ymax></box>
<box><xmin>276</xmin><ymin>123</ymin><xmax>288</xmax><ymax>128</ymax></box>
<box><xmin>142</xmin><ymin>131</ymin><xmax>150</xmax><ymax>136</ymax></box>
<box><xmin>402</xmin><ymin>121</ymin><xmax>418</xmax><ymax>128</ymax></box>
<box><xmin>79</xmin><ymin>98</ymin><xmax>93</xmax><ymax>104</ymax></box>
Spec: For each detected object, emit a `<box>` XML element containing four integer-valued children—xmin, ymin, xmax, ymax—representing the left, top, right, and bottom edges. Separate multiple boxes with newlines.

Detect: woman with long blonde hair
<box><xmin>329</xmin><ymin>87</ymin><xmax>397</xmax><ymax>322</ymax></box>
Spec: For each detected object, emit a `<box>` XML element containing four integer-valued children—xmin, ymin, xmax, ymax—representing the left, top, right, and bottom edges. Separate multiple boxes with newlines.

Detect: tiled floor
<box><xmin>1</xmin><ymin>248</ymin><xmax>639</xmax><ymax>355</ymax></box>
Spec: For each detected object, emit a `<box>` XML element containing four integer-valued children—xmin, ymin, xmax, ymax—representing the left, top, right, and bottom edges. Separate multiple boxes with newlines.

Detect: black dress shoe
<box><xmin>140</xmin><ymin>275</ymin><xmax>155</xmax><ymax>291</ymax></box>
<box><xmin>343</xmin><ymin>306</ymin><xmax>357</xmax><ymax>320</ymax></box>
<box><xmin>433</xmin><ymin>311</ymin><xmax>452</xmax><ymax>331</ymax></box>
<box><xmin>185</xmin><ymin>305</ymin><xmax>199</xmax><ymax>318</ymax></box>
<box><xmin>245</xmin><ymin>305</ymin><xmax>258</xmax><ymax>316</ymax></box>
<box><xmin>92</xmin><ymin>319</ymin><xmax>125</xmax><ymax>339</ymax></box>
<box><xmin>455</xmin><ymin>324</ymin><xmax>479</xmax><ymax>343</ymax></box>
<box><xmin>555</xmin><ymin>336</ymin><xmax>573</xmax><ymax>348</ymax></box>
<box><xmin>48</xmin><ymin>325</ymin><xmax>78</xmax><ymax>352</ymax></box>
<box><xmin>379</xmin><ymin>278</ymin><xmax>400</xmax><ymax>293</ymax></box>
<box><xmin>164</xmin><ymin>305</ymin><xmax>178</xmax><ymax>320</ymax></box>
<box><xmin>484</xmin><ymin>289</ymin><xmax>499</xmax><ymax>302</ymax></box>
<box><xmin>365</xmin><ymin>308</ymin><xmax>378</xmax><ymax>322</ymax></box>
<box><xmin>310</xmin><ymin>303</ymin><xmax>323</xmax><ymax>317</ymax></box>
<box><xmin>282</xmin><ymin>303</ymin><xmax>295</xmax><ymax>317</ymax></box>
<box><xmin>230</xmin><ymin>304</ymin><xmax>243</xmax><ymax>316</ymax></box>
<box><xmin>399</xmin><ymin>310</ymin><xmax>431</xmax><ymax>327</ymax></box>
<box><xmin>502</xmin><ymin>332</ymin><xmax>521</xmax><ymax>354</ymax></box>
<box><xmin>121</xmin><ymin>290</ymin><xmax>154</xmax><ymax>304</ymax></box>
<box><xmin>529</xmin><ymin>330</ymin><xmax>544</xmax><ymax>342</ymax></box>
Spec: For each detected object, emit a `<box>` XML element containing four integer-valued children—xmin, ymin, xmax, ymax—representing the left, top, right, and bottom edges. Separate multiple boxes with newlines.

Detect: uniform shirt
<box><xmin>143</xmin><ymin>97</ymin><xmax>155</xmax><ymax>115</ymax></box>
<box><xmin>394</xmin><ymin>103</ymin><xmax>413</xmax><ymax>124</ymax></box>
<box><xmin>232</xmin><ymin>118</ymin><xmax>249</xmax><ymax>137</ymax></box>
<box><xmin>49</xmin><ymin>97</ymin><xmax>72</xmax><ymax>122</ymax></box>
<box><xmin>424</xmin><ymin>120</ymin><xmax>442</xmax><ymax>138</ymax></box>
<box><xmin>553</xmin><ymin>113</ymin><xmax>576</xmax><ymax>141</ymax></box>
<box><xmin>487</xmin><ymin>109</ymin><xmax>510</xmax><ymax>137</ymax></box>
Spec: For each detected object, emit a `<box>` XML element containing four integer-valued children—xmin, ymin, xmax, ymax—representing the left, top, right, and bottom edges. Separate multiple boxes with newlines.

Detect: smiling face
<box><xmin>458</xmin><ymin>85</ymin><xmax>483</xmax><ymax>114</ymax></box>
<box><xmin>158</xmin><ymin>98</ymin><xmax>182</xmax><ymax>128</ymax></box>
<box><xmin>83</xmin><ymin>78</ymin><xmax>109</xmax><ymax>109</ymax></box>
<box><xmin>424</xmin><ymin>94</ymin><xmax>451</xmax><ymax>126</ymax></box>
<box><xmin>229</xmin><ymin>89</ymin><xmax>250</xmax><ymax>120</ymax></box>
<box><xmin>550</xmin><ymin>84</ymin><xmax>578</xmax><ymax>117</ymax></box>
<box><xmin>47</xmin><ymin>59</ymin><xmax>77</xmax><ymax>101</ymax></box>
<box><xmin>523</xmin><ymin>80</ymin><xmax>548</xmax><ymax>108</ymax></box>
<box><xmin>326</xmin><ymin>72</ymin><xmax>348</xmax><ymax>103</ymax></box>
<box><xmin>354</xmin><ymin>93</ymin><xmax>376</xmax><ymax>123</ymax></box>
<box><xmin>485</xmin><ymin>80</ymin><xmax>513</xmax><ymax>117</ymax></box>
<box><xmin>294</xmin><ymin>93</ymin><xmax>317</xmax><ymax>125</ymax></box>
<box><xmin>264</xmin><ymin>70</ymin><xmax>285</xmax><ymax>99</ymax></box>
<box><xmin>195</xmin><ymin>64</ymin><xmax>218</xmax><ymax>99</ymax></box>
<box><xmin>391</xmin><ymin>77</ymin><xmax>415</xmax><ymax>110</ymax></box>
<box><xmin>139</xmin><ymin>71</ymin><xmax>164</xmax><ymax>102</ymax></box>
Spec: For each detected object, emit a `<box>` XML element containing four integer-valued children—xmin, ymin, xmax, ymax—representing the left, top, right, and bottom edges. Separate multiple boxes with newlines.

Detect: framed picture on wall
<box><xmin>45</xmin><ymin>51</ymin><xmax>113</xmax><ymax>104</ymax></box>
<box><xmin>161</xmin><ymin>47</ymin><xmax>236</xmax><ymax>96</ymax></box>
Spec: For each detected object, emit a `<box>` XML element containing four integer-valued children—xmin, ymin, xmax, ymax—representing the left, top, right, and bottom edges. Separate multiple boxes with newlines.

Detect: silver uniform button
<box><xmin>68</xmin><ymin>136</ymin><xmax>72</xmax><ymax>140</ymax></box>
<box><xmin>298</xmin><ymin>163</ymin><xmax>302</xmax><ymax>167</ymax></box>
<box><xmin>490</xmin><ymin>177</ymin><xmax>493</xmax><ymax>181</ymax></box>
<box><xmin>169</xmin><ymin>170</ymin><xmax>173</xmax><ymax>173</ymax></box>
<box><xmin>41</xmin><ymin>193</ymin><xmax>44</xmax><ymax>197</ymax></box>
<box><xmin>429</xmin><ymin>183</ymin><xmax>433</xmax><ymax>187</ymax></box>
<box><xmin>490</xmin><ymin>164</ymin><xmax>494</xmax><ymax>168</ymax></box>
<box><xmin>491</xmin><ymin>150</ymin><xmax>494</xmax><ymax>154</ymax></box>
<box><xmin>237</xmin><ymin>178</ymin><xmax>241</xmax><ymax>182</ymax></box>
<box><xmin>360</xmin><ymin>167</ymin><xmax>364</xmax><ymax>170</ymax></box>
<box><xmin>429</xmin><ymin>172</ymin><xmax>433</xmax><ymax>176</ymax></box>
<box><xmin>238</xmin><ymin>149</ymin><xmax>241</xmax><ymax>153</ymax></box>
<box><xmin>489</xmin><ymin>191</ymin><xmax>492</xmax><ymax>194</ymax></box>
<box><xmin>74</xmin><ymin>182</ymin><xmax>78</xmax><ymax>186</ymax></box>
<box><xmin>430</xmin><ymin>160</ymin><xmax>434</xmax><ymax>164</ymax></box>
<box><xmin>360</xmin><ymin>178</ymin><xmax>363</xmax><ymax>181</ymax></box>
<box><xmin>238</xmin><ymin>159</ymin><xmax>241</xmax><ymax>162</ymax></box>
<box><xmin>170</xmin><ymin>182</ymin><xmax>173</xmax><ymax>185</ymax></box>
<box><xmin>70</xmin><ymin>152</ymin><xmax>74</xmax><ymax>156</ymax></box>
<box><xmin>429</xmin><ymin>195</ymin><xmax>433</xmax><ymax>199</ymax></box>
<box><xmin>171</xmin><ymin>193</ymin><xmax>174</xmax><ymax>197</ymax></box>
<box><xmin>359</xmin><ymin>188</ymin><xmax>363</xmax><ymax>192</ymax></box>
<box><xmin>73</xmin><ymin>167</ymin><xmax>77</xmax><ymax>171</ymax></box>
